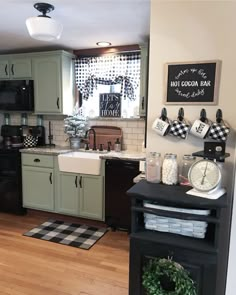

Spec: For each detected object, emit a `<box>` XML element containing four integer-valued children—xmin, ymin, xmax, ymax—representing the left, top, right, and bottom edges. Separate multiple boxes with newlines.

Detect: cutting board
<box><xmin>89</xmin><ymin>125</ymin><xmax>122</xmax><ymax>150</ymax></box>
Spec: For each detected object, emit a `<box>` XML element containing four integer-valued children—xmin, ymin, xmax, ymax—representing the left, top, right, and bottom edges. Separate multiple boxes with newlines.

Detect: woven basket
<box><xmin>144</xmin><ymin>202</ymin><xmax>210</xmax><ymax>239</ymax></box>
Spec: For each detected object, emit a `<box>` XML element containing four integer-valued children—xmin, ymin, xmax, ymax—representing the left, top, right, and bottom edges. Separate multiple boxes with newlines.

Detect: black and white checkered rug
<box><xmin>23</xmin><ymin>219</ymin><xmax>107</xmax><ymax>250</ymax></box>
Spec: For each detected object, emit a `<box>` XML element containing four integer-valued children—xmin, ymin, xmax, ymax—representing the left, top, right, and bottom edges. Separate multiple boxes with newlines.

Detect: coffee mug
<box><xmin>169</xmin><ymin>120</ymin><xmax>190</xmax><ymax>139</ymax></box>
<box><xmin>190</xmin><ymin>119</ymin><xmax>211</xmax><ymax>139</ymax></box>
<box><xmin>152</xmin><ymin>118</ymin><xmax>170</xmax><ymax>136</ymax></box>
<box><xmin>207</xmin><ymin>122</ymin><xmax>230</xmax><ymax>141</ymax></box>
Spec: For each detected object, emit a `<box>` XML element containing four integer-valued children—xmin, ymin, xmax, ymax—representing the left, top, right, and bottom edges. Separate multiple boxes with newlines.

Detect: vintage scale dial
<box><xmin>188</xmin><ymin>159</ymin><xmax>221</xmax><ymax>192</ymax></box>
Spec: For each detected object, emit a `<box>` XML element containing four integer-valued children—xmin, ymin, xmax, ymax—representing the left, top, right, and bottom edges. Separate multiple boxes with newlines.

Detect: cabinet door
<box><xmin>0</xmin><ymin>59</ymin><xmax>9</xmax><ymax>79</ymax></box>
<box><xmin>10</xmin><ymin>58</ymin><xmax>32</xmax><ymax>78</ymax></box>
<box><xmin>79</xmin><ymin>174</ymin><xmax>104</xmax><ymax>221</ymax></box>
<box><xmin>57</xmin><ymin>172</ymin><xmax>79</xmax><ymax>216</ymax></box>
<box><xmin>33</xmin><ymin>56</ymin><xmax>62</xmax><ymax>114</ymax></box>
<box><xmin>22</xmin><ymin>166</ymin><xmax>54</xmax><ymax>211</ymax></box>
<box><xmin>139</xmin><ymin>44</ymin><xmax>148</xmax><ymax>117</ymax></box>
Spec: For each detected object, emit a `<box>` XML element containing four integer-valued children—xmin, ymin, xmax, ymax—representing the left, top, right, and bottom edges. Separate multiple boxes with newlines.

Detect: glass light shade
<box><xmin>26</xmin><ymin>17</ymin><xmax>63</xmax><ymax>41</ymax></box>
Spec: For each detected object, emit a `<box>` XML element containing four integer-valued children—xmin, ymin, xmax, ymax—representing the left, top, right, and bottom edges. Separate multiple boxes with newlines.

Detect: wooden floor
<box><xmin>0</xmin><ymin>210</ymin><xmax>129</xmax><ymax>295</ymax></box>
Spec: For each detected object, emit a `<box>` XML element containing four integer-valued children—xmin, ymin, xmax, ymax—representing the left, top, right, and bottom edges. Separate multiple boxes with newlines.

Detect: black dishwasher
<box><xmin>105</xmin><ymin>159</ymin><xmax>140</xmax><ymax>231</ymax></box>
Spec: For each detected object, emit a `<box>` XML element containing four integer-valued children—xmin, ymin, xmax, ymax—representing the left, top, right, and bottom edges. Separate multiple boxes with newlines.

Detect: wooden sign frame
<box><xmin>164</xmin><ymin>60</ymin><xmax>221</xmax><ymax>105</ymax></box>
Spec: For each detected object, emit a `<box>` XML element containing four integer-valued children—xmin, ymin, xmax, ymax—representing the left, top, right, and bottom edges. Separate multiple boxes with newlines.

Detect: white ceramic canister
<box><xmin>162</xmin><ymin>153</ymin><xmax>178</xmax><ymax>185</ymax></box>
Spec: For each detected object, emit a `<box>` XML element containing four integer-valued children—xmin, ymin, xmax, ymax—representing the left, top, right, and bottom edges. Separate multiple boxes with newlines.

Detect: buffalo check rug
<box><xmin>23</xmin><ymin>219</ymin><xmax>107</xmax><ymax>250</ymax></box>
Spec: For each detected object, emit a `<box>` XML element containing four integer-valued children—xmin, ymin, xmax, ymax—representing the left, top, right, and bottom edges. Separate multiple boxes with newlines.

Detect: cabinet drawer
<box><xmin>22</xmin><ymin>154</ymin><xmax>54</xmax><ymax>168</ymax></box>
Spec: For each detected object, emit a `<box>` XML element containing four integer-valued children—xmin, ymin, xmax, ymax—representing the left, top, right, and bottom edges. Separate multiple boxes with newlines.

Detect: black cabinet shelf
<box><xmin>130</xmin><ymin>231</ymin><xmax>217</xmax><ymax>254</ymax></box>
<box><xmin>127</xmin><ymin>180</ymin><xmax>228</xmax><ymax>209</ymax></box>
<box><xmin>132</xmin><ymin>205</ymin><xmax>219</xmax><ymax>224</ymax></box>
<box><xmin>127</xmin><ymin>179</ymin><xmax>228</xmax><ymax>295</ymax></box>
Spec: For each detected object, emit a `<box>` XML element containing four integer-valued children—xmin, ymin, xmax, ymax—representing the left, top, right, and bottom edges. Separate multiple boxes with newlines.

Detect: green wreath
<box><xmin>142</xmin><ymin>258</ymin><xmax>197</xmax><ymax>295</ymax></box>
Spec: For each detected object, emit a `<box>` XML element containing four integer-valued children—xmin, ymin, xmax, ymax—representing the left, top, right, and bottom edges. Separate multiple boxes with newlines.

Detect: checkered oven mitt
<box><xmin>23</xmin><ymin>135</ymin><xmax>38</xmax><ymax>147</ymax></box>
<box><xmin>208</xmin><ymin>109</ymin><xmax>230</xmax><ymax>141</ymax></box>
<box><xmin>169</xmin><ymin>108</ymin><xmax>190</xmax><ymax>139</ymax></box>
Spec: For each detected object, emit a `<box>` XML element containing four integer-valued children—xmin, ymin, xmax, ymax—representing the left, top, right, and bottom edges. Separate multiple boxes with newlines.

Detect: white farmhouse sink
<box><xmin>58</xmin><ymin>151</ymin><xmax>102</xmax><ymax>175</ymax></box>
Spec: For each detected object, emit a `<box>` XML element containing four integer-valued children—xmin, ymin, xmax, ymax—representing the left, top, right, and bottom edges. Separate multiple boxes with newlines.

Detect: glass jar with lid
<box><xmin>179</xmin><ymin>155</ymin><xmax>196</xmax><ymax>186</ymax></box>
<box><xmin>162</xmin><ymin>153</ymin><xmax>178</xmax><ymax>185</ymax></box>
<box><xmin>146</xmin><ymin>152</ymin><xmax>161</xmax><ymax>183</ymax></box>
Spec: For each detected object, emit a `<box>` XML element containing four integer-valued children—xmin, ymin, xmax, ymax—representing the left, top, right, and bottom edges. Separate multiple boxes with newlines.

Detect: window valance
<box><xmin>75</xmin><ymin>52</ymin><xmax>141</xmax><ymax>101</ymax></box>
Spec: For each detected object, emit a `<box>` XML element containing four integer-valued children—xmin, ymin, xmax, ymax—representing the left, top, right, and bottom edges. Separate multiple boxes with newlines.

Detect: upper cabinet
<box><xmin>0</xmin><ymin>57</ymin><xmax>32</xmax><ymax>79</ymax></box>
<box><xmin>32</xmin><ymin>51</ymin><xmax>75</xmax><ymax>115</ymax></box>
<box><xmin>139</xmin><ymin>44</ymin><xmax>149</xmax><ymax>117</ymax></box>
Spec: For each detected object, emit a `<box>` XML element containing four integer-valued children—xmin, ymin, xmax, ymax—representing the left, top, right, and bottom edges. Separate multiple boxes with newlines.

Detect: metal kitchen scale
<box><xmin>186</xmin><ymin>142</ymin><xmax>230</xmax><ymax>199</ymax></box>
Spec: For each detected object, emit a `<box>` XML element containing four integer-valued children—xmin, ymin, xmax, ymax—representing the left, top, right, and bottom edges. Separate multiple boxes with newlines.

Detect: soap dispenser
<box><xmin>114</xmin><ymin>138</ymin><xmax>121</xmax><ymax>152</ymax></box>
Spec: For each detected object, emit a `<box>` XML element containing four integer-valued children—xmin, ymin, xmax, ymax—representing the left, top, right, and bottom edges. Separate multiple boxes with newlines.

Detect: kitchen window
<box><xmin>75</xmin><ymin>51</ymin><xmax>141</xmax><ymax>119</ymax></box>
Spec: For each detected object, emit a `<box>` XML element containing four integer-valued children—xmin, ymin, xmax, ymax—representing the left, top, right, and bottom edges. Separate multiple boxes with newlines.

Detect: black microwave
<box><xmin>0</xmin><ymin>80</ymin><xmax>34</xmax><ymax>111</ymax></box>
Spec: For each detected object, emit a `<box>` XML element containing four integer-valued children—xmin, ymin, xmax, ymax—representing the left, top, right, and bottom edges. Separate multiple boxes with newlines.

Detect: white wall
<box><xmin>148</xmin><ymin>1</ymin><xmax>236</xmax><ymax>294</ymax></box>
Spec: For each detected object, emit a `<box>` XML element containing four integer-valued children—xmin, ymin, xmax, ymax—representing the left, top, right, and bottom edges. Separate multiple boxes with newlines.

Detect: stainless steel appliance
<box><xmin>0</xmin><ymin>80</ymin><xmax>34</xmax><ymax>111</ymax></box>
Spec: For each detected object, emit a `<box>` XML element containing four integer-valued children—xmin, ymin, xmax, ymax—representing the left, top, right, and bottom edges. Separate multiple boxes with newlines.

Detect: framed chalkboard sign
<box><xmin>164</xmin><ymin>60</ymin><xmax>221</xmax><ymax>105</ymax></box>
<box><xmin>99</xmin><ymin>93</ymin><xmax>121</xmax><ymax>117</ymax></box>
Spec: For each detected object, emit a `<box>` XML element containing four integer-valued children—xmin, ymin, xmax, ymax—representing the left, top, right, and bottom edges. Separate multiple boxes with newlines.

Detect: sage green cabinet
<box><xmin>32</xmin><ymin>51</ymin><xmax>75</xmax><ymax>115</ymax></box>
<box><xmin>0</xmin><ymin>57</ymin><xmax>32</xmax><ymax>79</ymax></box>
<box><xmin>57</xmin><ymin>172</ymin><xmax>104</xmax><ymax>221</ymax></box>
<box><xmin>22</xmin><ymin>166</ymin><xmax>54</xmax><ymax>211</ymax></box>
<box><xmin>139</xmin><ymin>44</ymin><xmax>148</xmax><ymax>117</ymax></box>
<box><xmin>79</xmin><ymin>174</ymin><xmax>104</xmax><ymax>220</ymax></box>
<box><xmin>22</xmin><ymin>153</ymin><xmax>54</xmax><ymax>212</ymax></box>
<box><xmin>57</xmin><ymin>172</ymin><xmax>79</xmax><ymax>216</ymax></box>
<box><xmin>21</xmin><ymin>152</ymin><xmax>104</xmax><ymax>221</ymax></box>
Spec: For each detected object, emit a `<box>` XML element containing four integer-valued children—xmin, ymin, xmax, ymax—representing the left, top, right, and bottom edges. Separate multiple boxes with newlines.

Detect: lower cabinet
<box><xmin>57</xmin><ymin>172</ymin><xmax>79</xmax><ymax>216</ymax></box>
<box><xmin>22</xmin><ymin>166</ymin><xmax>54</xmax><ymax>211</ymax></box>
<box><xmin>21</xmin><ymin>153</ymin><xmax>105</xmax><ymax>221</ymax></box>
<box><xmin>57</xmin><ymin>172</ymin><xmax>104</xmax><ymax>221</ymax></box>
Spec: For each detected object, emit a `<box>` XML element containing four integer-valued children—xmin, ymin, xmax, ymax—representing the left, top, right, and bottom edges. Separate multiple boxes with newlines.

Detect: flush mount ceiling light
<box><xmin>26</xmin><ymin>2</ymin><xmax>63</xmax><ymax>41</ymax></box>
<box><xmin>96</xmin><ymin>41</ymin><xmax>112</xmax><ymax>47</ymax></box>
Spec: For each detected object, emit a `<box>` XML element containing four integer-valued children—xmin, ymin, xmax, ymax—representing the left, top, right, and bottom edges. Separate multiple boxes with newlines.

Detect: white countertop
<box><xmin>20</xmin><ymin>146</ymin><xmax>146</xmax><ymax>161</ymax></box>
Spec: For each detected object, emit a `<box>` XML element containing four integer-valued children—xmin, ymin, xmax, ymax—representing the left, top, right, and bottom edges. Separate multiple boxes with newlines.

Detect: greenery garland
<box><xmin>142</xmin><ymin>258</ymin><xmax>197</xmax><ymax>295</ymax></box>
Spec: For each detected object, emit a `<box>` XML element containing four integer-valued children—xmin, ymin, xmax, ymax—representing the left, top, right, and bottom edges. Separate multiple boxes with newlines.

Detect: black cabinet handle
<box><xmin>141</xmin><ymin>96</ymin><xmax>145</xmax><ymax>110</ymax></box>
<box><xmin>49</xmin><ymin>173</ymin><xmax>52</xmax><ymax>184</ymax></box>
<box><xmin>5</xmin><ymin>65</ymin><xmax>8</xmax><ymax>76</ymax></box>
<box><xmin>75</xmin><ymin>176</ymin><xmax>78</xmax><ymax>188</ymax></box>
<box><xmin>34</xmin><ymin>158</ymin><xmax>40</xmax><ymax>162</ymax></box>
<box><xmin>79</xmin><ymin>176</ymin><xmax>82</xmax><ymax>188</ymax></box>
<box><xmin>11</xmin><ymin>64</ymin><xmax>14</xmax><ymax>75</ymax></box>
<box><xmin>57</xmin><ymin>97</ymin><xmax>60</xmax><ymax>109</ymax></box>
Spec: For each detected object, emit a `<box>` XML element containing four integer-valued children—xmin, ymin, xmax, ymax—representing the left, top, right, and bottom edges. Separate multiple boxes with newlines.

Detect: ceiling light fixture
<box><xmin>26</xmin><ymin>2</ymin><xmax>63</xmax><ymax>41</ymax></box>
<box><xmin>96</xmin><ymin>42</ymin><xmax>112</xmax><ymax>47</ymax></box>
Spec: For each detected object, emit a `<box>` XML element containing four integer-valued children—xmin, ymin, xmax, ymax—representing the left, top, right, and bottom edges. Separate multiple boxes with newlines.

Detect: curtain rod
<box><xmin>75</xmin><ymin>50</ymin><xmax>140</xmax><ymax>58</ymax></box>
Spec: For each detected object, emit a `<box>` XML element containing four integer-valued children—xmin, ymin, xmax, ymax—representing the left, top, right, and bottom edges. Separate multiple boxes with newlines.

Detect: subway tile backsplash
<box><xmin>1</xmin><ymin>114</ymin><xmax>145</xmax><ymax>152</ymax></box>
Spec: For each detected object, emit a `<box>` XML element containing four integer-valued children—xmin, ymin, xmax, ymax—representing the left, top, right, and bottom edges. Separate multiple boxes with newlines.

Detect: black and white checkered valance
<box><xmin>75</xmin><ymin>52</ymin><xmax>141</xmax><ymax>100</ymax></box>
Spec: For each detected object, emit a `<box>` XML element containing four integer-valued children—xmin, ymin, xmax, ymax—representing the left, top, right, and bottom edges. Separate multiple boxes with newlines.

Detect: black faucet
<box><xmin>85</xmin><ymin>128</ymin><xmax>96</xmax><ymax>151</ymax></box>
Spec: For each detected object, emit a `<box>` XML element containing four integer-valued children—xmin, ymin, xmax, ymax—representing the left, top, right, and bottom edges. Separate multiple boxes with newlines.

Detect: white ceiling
<box><xmin>0</xmin><ymin>0</ymin><xmax>150</xmax><ymax>54</ymax></box>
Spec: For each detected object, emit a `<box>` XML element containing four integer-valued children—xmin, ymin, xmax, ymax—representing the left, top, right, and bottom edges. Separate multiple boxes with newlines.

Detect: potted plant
<box><xmin>142</xmin><ymin>258</ymin><xmax>197</xmax><ymax>295</ymax></box>
<box><xmin>64</xmin><ymin>106</ymin><xmax>89</xmax><ymax>149</ymax></box>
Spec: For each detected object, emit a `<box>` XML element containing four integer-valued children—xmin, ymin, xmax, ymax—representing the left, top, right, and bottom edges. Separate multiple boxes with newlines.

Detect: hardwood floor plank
<box><xmin>0</xmin><ymin>211</ymin><xmax>129</xmax><ymax>295</ymax></box>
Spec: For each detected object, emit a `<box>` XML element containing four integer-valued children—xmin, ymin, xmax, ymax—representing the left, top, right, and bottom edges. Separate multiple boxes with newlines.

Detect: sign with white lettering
<box><xmin>99</xmin><ymin>93</ymin><xmax>121</xmax><ymax>117</ymax></box>
<box><xmin>164</xmin><ymin>60</ymin><xmax>221</xmax><ymax>105</ymax></box>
